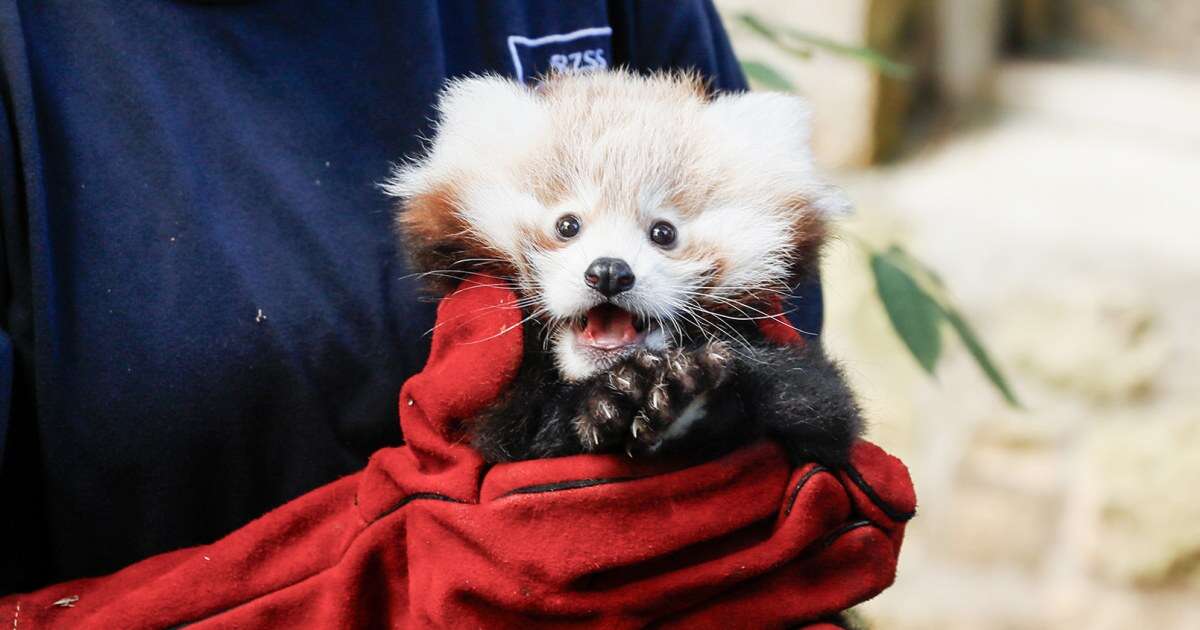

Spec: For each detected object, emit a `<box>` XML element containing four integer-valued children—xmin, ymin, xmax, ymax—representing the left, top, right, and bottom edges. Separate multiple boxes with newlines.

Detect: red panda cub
<box><xmin>387</xmin><ymin>70</ymin><xmax>862</xmax><ymax>464</ymax></box>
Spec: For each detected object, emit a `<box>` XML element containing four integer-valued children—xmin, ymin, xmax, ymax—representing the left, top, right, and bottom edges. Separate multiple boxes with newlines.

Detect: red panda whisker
<box><xmin>460</xmin><ymin>308</ymin><xmax>546</xmax><ymax>346</ymax></box>
<box><xmin>709</xmin><ymin>301</ymin><xmax>789</xmax><ymax>325</ymax></box>
<box><xmin>688</xmin><ymin>306</ymin><xmax>755</xmax><ymax>344</ymax></box>
<box><xmin>677</xmin><ymin>290</ymin><xmax>773</xmax><ymax>318</ymax></box>
<box><xmin>449</xmin><ymin>257</ymin><xmax>508</xmax><ymax>266</ymax></box>
<box><xmin>420</xmin><ymin>297</ymin><xmax>529</xmax><ymax>337</ymax></box>
<box><xmin>675</xmin><ymin>300</ymin><xmax>759</xmax><ymax>359</ymax></box>
<box><xmin>676</xmin><ymin>289</ymin><xmax>794</xmax><ymax>325</ymax></box>
<box><xmin>661</xmin><ymin>295</ymin><xmax>746</xmax><ymax>355</ymax></box>
<box><xmin>405</xmin><ymin>270</ymin><xmax>518</xmax><ymax>287</ymax></box>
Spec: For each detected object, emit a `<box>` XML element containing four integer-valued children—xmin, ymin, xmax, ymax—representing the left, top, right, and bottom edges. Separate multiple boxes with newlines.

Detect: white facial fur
<box><xmin>386</xmin><ymin>71</ymin><xmax>847</xmax><ymax>380</ymax></box>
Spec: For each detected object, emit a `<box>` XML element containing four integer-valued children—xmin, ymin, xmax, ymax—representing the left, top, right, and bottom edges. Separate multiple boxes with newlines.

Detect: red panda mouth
<box><xmin>574</xmin><ymin>304</ymin><xmax>648</xmax><ymax>351</ymax></box>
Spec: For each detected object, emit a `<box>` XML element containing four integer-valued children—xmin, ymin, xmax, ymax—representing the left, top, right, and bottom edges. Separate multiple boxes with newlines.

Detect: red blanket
<box><xmin>1</xmin><ymin>280</ymin><xmax>915</xmax><ymax>629</ymax></box>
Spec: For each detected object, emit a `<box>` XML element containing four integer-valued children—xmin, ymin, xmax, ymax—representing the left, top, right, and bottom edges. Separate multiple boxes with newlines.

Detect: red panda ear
<box><xmin>382</xmin><ymin>76</ymin><xmax>544</xmax><ymax>206</ymax></box>
<box><xmin>707</xmin><ymin>91</ymin><xmax>816</xmax><ymax>147</ymax></box>
<box><xmin>385</xmin><ymin>76</ymin><xmax>541</xmax><ymax>293</ymax></box>
<box><xmin>431</xmin><ymin>76</ymin><xmax>546</xmax><ymax>162</ymax></box>
<box><xmin>704</xmin><ymin>92</ymin><xmax>852</xmax><ymax>217</ymax></box>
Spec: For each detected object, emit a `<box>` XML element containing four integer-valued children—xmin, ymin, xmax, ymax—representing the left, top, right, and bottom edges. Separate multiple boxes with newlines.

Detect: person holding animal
<box><xmin>1</xmin><ymin>2</ymin><xmax>912</xmax><ymax>627</ymax></box>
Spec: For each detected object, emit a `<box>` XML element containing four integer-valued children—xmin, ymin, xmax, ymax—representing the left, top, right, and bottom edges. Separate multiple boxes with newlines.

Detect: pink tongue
<box><xmin>582</xmin><ymin>305</ymin><xmax>639</xmax><ymax>348</ymax></box>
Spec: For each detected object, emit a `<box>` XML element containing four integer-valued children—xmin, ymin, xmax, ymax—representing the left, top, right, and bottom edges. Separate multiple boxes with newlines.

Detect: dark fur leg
<box><xmin>471</xmin><ymin>325</ymin><xmax>587</xmax><ymax>461</ymax></box>
<box><xmin>733</xmin><ymin>341</ymin><xmax>864</xmax><ymax>465</ymax></box>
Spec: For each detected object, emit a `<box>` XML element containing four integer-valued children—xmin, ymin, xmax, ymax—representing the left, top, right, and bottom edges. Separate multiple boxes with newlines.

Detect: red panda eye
<box><xmin>649</xmin><ymin>221</ymin><xmax>676</xmax><ymax>247</ymax></box>
<box><xmin>555</xmin><ymin>214</ymin><xmax>581</xmax><ymax>239</ymax></box>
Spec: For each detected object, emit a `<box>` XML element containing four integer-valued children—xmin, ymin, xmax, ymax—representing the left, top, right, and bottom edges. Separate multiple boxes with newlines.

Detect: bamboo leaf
<box><xmin>883</xmin><ymin>245</ymin><xmax>1020</xmax><ymax>406</ymax></box>
<box><xmin>741</xmin><ymin>60</ymin><xmax>795</xmax><ymax>92</ymax></box>
<box><xmin>736</xmin><ymin>12</ymin><xmax>913</xmax><ymax>79</ymax></box>
<box><xmin>887</xmin><ymin>244</ymin><xmax>946</xmax><ymax>289</ymax></box>
<box><xmin>736</xmin><ymin>13</ymin><xmax>814</xmax><ymax>59</ymax></box>
<box><xmin>777</xmin><ymin>26</ymin><xmax>914</xmax><ymax>79</ymax></box>
<box><xmin>871</xmin><ymin>252</ymin><xmax>943</xmax><ymax>374</ymax></box>
<box><xmin>939</xmin><ymin>305</ymin><xmax>1022</xmax><ymax>407</ymax></box>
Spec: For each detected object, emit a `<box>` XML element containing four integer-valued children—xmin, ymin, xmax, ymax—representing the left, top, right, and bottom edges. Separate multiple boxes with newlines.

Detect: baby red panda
<box><xmin>387</xmin><ymin>70</ymin><xmax>862</xmax><ymax>464</ymax></box>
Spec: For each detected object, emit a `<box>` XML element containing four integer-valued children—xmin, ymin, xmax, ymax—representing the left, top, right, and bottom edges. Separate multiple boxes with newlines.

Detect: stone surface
<box><xmin>1086</xmin><ymin>417</ymin><xmax>1200</xmax><ymax>588</ymax></box>
<box><xmin>821</xmin><ymin>60</ymin><xmax>1200</xmax><ymax>629</ymax></box>
<box><xmin>993</xmin><ymin>289</ymin><xmax>1167</xmax><ymax>404</ymax></box>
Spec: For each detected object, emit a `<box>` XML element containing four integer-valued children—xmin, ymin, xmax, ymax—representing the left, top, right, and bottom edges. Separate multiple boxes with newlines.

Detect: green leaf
<box><xmin>939</xmin><ymin>305</ymin><xmax>1022</xmax><ymax>407</ymax></box>
<box><xmin>886</xmin><ymin>244</ymin><xmax>946</xmax><ymax>290</ymax></box>
<box><xmin>777</xmin><ymin>26</ymin><xmax>914</xmax><ymax>79</ymax></box>
<box><xmin>861</xmin><ymin>239</ymin><xmax>1020</xmax><ymax>406</ymax></box>
<box><xmin>881</xmin><ymin>245</ymin><xmax>1020</xmax><ymax>407</ymax></box>
<box><xmin>736</xmin><ymin>12</ymin><xmax>913</xmax><ymax>80</ymax></box>
<box><xmin>736</xmin><ymin>13</ymin><xmax>814</xmax><ymax>59</ymax></box>
<box><xmin>740</xmin><ymin>60</ymin><xmax>795</xmax><ymax>92</ymax></box>
<box><xmin>737</xmin><ymin>12</ymin><xmax>777</xmax><ymax>40</ymax></box>
<box><xmin>870</xmin><ymin>252</ymin><xmax>943</xmax><ymax>374</ymax></box>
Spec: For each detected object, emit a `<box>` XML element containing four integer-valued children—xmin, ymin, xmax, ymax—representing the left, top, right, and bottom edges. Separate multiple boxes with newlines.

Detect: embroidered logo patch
<box><xmin>507</xmin><ymin>26</ymin><xmax>613</xmax><ymax>83</ymax></box>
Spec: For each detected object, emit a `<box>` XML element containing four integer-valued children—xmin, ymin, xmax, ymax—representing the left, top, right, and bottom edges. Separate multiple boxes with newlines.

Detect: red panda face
<box><xmin>387</xmin><ymin>71</ymin><xmax>846</xmax><ymax>380</ymax></box>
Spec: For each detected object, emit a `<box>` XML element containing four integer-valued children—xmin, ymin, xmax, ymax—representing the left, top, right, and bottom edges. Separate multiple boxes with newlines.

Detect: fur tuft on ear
<box><xmin>382</xmin><ymin>76</ymin><xmax>546</xmax><ymax>200</ymax></box>
<box><xmin>703</xmin><ymin>91</ymin><xmax>852</xmax><ymax>218</ymax></box>
<box><xmin>808</xmin><ymin>183</ymin><xmax>853</xmax><ymax>217</ymax></box>
<box><xmin>429</xmin><ymin>76</ymin><xmax>547</xmax><ymax>160</ymax></box>
<box><xmin>707</xmin><ymin>92</ymin><xmax>815</xmax><ymax>151</ymax></box>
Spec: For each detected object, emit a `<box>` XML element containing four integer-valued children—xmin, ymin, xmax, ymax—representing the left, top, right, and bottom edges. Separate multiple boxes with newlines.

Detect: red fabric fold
<box><xmin>1</xmin><ymin>279</ymin><xmax>915</xmax><ymax>628</ymax></box>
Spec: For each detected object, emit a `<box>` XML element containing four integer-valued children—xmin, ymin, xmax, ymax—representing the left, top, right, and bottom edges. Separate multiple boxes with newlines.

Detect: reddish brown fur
<box><xmin>518</xmin><ymin>225</ymin><xmax>563</xmax><ymax>254</ymax></box>
<box><xmin>399</xmin><ymin>184</ymin><xmax>514</xmax><ymax>292</ymax></box>
<box><xmin>689</xmin><ymin>198</ymin><xmax>828</xmax><ymax>315</ymax></box>
<box><xmin>787</xmin><ymin>198</ymin><xmax>829</xmax><ymax>284</ymax></box>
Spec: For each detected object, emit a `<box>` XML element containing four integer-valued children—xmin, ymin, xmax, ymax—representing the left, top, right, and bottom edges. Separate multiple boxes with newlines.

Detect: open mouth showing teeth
<box><xmin>573</xmin><ymin>303</ymin><xmax>650</xmax><ymax>351</ymax></box>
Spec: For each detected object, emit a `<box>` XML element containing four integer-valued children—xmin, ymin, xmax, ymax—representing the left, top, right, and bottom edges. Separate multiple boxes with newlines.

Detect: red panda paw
<box><xmin>625</xmin><ymin>342</ymin><xmax>734</xmax><ymax>454</ymax></box>
<box><xmin>573</xmin><ymin>342</ymin><xmax>735</xmax><ymax>456</ymax></box>
<box><xmin>572</xmin><ymin>387</ymin><xmax>631</xmax><ymax>452</ymax></box>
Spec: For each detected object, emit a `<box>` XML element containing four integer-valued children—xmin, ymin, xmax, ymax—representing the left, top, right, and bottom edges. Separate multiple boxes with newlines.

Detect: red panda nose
<box><xmin>584</xmin><ymin>257</ymin><xmax>635</xmax><ymax>297</ymax></box>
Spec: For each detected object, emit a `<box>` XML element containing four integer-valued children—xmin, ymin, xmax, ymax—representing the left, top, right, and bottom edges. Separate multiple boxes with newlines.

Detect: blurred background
<box><xmin>715</xmin><ymin>1</ymin><xmax>1200</xmax><ymax>628</ymax></box>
